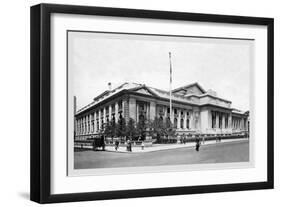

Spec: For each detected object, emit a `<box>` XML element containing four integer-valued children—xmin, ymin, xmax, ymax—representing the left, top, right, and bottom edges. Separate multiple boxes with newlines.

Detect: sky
<box><xmin>68</xmin><ymin>31</ymin><xmax>253</xmax><ymax>111</ymax></box>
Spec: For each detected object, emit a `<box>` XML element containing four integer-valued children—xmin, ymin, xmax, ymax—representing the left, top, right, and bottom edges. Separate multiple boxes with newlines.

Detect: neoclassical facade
<box><xmin>74</xmin><ymin>82</ymin><xmax>249</xmax><ymax>138</ymax></box>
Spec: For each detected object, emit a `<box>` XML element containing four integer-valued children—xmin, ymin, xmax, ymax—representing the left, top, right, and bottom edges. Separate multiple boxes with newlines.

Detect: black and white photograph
<box><xmin>28</xmin><ymin>3</ymin><xmax>274</xmax><ymax>204</ymax></box>
<box><xmin>68</xmin><ymin>31</ymin><xmax>252</xmax><ymax>174</ymax></box>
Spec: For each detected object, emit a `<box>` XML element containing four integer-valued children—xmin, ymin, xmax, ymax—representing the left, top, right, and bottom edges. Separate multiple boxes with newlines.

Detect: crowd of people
<box><xmin>114</xmin><ymin>139</ymin><xmax>145</xmax><ymax>152</ymax></box>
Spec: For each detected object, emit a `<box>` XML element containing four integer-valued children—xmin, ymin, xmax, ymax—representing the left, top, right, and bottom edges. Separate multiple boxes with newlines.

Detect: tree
<box><xmin>108</xmin><ymin>120</ymin><xmax>118</xmax><ymax>140</ymax></box>
<box><xmin>126</xmin><ymin>118</ymin><xmax>137</xmax><ymax>140</ymax></box>
<box><xmin>103</xmin><ymin>120</ymin><xmax>117</xmax><ymax>139</ymax></box>
<box><xmin>163</xmin><ymin>117</ymin><xmax>176</xmax><ymax>138</ymax></box>
<box><xmin>103</xmin><ymin>122</ymin><xmax>111</xmax><ymax>138</ymax></box>
<box><xmin>151</xmin><ymin>117</ymin><xmax>165</xmax><ymax>141</ymax></box>
<box><xmin>116</xmin><ymin>117</ymin><xmax>126</xmax><ymax>138</ymax></box>
<box><xmin>136</xmin><ymin>116</ymin><xmax>150</xmax><ymax>140</ymax></box>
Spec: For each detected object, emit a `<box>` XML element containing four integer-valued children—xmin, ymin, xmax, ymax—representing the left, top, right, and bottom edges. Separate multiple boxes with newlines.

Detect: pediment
<box><xmin>173</xmin><ymin>83</ymin><xmax>206</xmax><ymax>96</ymax></box>
<box><xmin>129</xmin><ymin>86</ymin><xmax>158</xmax><ymax>97</ymax></box>
<box><xmin>135</xmin><ymin>88</ymin><xmax>153</xmax><ymax>95</ymax></box>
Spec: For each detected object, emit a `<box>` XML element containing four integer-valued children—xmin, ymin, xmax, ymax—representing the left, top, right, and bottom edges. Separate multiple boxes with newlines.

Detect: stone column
<box><xmin>98</xmin><ymin>110</ymin><xmax>101</xmax><ymax>131</ymax></box>
<box><xmin>86</xmin><ymin>116</ymin><xmax>89</xmax><ymax>134</ymax></box>
<box><xmin>109</xmin><ymin>105</ymin><xmax>112</xmax><ymax>121</ymax></box>
<box><xmin>115</xmin><ymin>102</ymin><xmax>119</xmax><ymax>123</ymax></box>
<box><xmin>136</xmin><ymin>103</ymin><xmax>139</xmax><ymax>123</ymax></box>
<box><xmin>88</xmin><ymin>115</ymin><xmax>91</xmax><ymax>134</ymax></box>
<box><xmin>81</xmin><ymin>117</ymin><xmax>84</xmax><ymax>134</ymax></box>
<box><xmin>82</xmin><ymin>118</ymin><xmax>84</xmax><ymax>134</ymax></box>
<box><xmin>93</xmin><ymin>112</ymin><xmax>96</xmax><ymax>133</ymax></box>
<box><xmin>96</xmin><ymin>111</ymin><xmax>99</xmax><ymax>132</ymax></box>
<box><xmin>79</xmin><ymin>118</ymin><xmax>81</xmax><ymax>135</ymax></box>
<box><xmin>84</xmin><ymin>117</ymin><xmax>86</xmax><ymax>134</ymax></box>
<box><xmin>222</xmin><ymin>114</ymin><xmax>225</xmax><ymax>129</ymax></box>
<box><xmin>238</xmin><ymin>119</ymin><xmax>240</xmax><ymax>129</ymax></box>
<box><xmin>129</xmin><ymin>98</ymin><xmax>136</xmax><ymax>121</ymax></box>
<box><xmin>103</xmin><ymin>108</ymin><xmax>106</xmax><ymax>126</ymax></box>
<box><xmin>83</xmin><ymin>118</ymin><xmax>85</xmax><ymax>134</ymax></box>
<box><xmin>216</xmin><ymin>112</ymin><xmax>219</xmax><ymax>129</ymax></box>
<box><xmin>189</xmin><ymin>111</ymin><xmax>194</xmax><ymax>129</ymax></box>
<box><xmin>228</xmin><ymin>114</ymin><xmax>232</xmax><ymax>129</ymax></box>
<box><xmin>89</xmin><ymin>114</ymin><xmax>92</xmax><ymax>133</ymax></box>
<box><xmin>194</xmin><ymin>111</ymin><xmax>199</xmax><ymax>130</ymax></box>
<box><xmin>85</xmin><ymin>116</ymin><xmax>87</xmax><ymax>134</ymax></box>
<box><xmin>177</xmin><ymin>110</ymin><xmax>181</xmax><ymax>129</ymax></box>
<box><xmin>183</xmin><ymin>110</ymin><xmax>187</xmax><ymax>129</ymax></box>
<box><xmin>149</xmin><ymin>101</ymin><xmax>156</xmax><ymax>121</ymax></box>
<box><xmin>79</xmin><ymin>119</ymin><xmax>81</xmax><ymax>135</ymax></box>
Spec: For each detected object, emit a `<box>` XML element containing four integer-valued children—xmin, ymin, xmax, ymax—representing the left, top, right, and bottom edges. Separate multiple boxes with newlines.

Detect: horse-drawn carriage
<box><xmin>74</xmin><ymin>134</ymin><xmax>105</xmax><ymax>150</ymax></box>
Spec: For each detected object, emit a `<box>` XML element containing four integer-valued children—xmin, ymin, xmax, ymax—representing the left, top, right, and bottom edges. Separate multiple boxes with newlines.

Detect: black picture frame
<box><xmin>30</xmin><ymin>3</ymin><xmax>274</xmax><ymax>204</ymax></box>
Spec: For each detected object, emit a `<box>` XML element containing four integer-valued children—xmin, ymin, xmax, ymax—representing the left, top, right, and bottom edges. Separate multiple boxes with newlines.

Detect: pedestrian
<box><xmin>195</xmin><ymin>137</ymin><xmax>200</xmax><ymax>152</ymax></box>
<box><xmin>115</xmin><ymin>139</ymin><xmax>119</xmax><ymax>151</ymax></box>
<box><xmin>129</xmin><ymin>140</ymin><xmax>132</xmax><ymax>152</ymax></box>
<box><xmin>101</xmin><ymin>135</ymin><xmax>105</xmax><ymax>151</ymax></box>
<box><xmin>202</xmin><ymin>135</ymin><xmax>205</xmax><ymax>144</ymax></box>
<box><xmin>126</xmin><ymin>140</ymin><xmax>130</xmax><ymax>151</ymax></box>
<box><xmin>141</xmin><ymin>141</ymin><xmax>144</xmax><ymax>150</ymax></box>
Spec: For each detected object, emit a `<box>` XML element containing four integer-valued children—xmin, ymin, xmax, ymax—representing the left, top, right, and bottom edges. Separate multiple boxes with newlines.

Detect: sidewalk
<box><xmin>105</xmin><ymin>138</ymin><xmax>248</xmax><ymax>153</ymax></box>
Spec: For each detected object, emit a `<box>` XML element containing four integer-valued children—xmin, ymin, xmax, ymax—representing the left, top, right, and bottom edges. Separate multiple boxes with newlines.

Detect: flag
<box><xmin>169</xmin><ymin>52</ymin><xmax>172</xmax><ymax>84</ymax></box>
<box><xmin>169</xmin><ymin>52</ymin><xmax>172</xmax><ymax>121</ymax></box>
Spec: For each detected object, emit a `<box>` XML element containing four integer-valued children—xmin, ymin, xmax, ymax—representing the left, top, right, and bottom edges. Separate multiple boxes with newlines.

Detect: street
<box><xmin>74</xmin><ymin>140</ymin><xmax>249</xmax><ymax>169</ymax></box>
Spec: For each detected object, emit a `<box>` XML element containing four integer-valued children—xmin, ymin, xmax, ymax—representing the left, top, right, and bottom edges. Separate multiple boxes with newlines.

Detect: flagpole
<box><xmin>169</xmin><ymin>52</ymin><xmax>172</xmax><ymax>121</ymax></box>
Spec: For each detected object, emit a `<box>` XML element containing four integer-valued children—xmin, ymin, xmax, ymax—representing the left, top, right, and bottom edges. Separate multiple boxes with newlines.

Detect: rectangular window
<box><xmin>187</xmin><ymin>119</ymin><xmax>190</xmax><ymax>129</ymax></box>
<box><xmin>118</xmin><ymin>101</ymin><xmax>122</xmax><ymax>110</ymax></box>
<box><xmin>212</xmin><ymin>112</ymin><xmax>216</xmax><ymax>128</ymax></box>
<box><xmin>219</xmin><ymin>114</ymin><xmax>222</xmax><ymax>128</ymax></box>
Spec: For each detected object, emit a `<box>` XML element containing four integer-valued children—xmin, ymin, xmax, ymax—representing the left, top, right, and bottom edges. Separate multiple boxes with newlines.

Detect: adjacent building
<box><xmin>74</xmin><ymin>82</ymin><xmax>249</xmax><ymax>139</ymax></box>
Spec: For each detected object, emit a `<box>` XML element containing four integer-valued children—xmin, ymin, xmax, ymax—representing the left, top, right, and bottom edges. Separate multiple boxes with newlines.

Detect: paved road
<box><xmin>74</xmin><ymin>140</ymin><xmax>249</xmax><ymax>169</ymax></box>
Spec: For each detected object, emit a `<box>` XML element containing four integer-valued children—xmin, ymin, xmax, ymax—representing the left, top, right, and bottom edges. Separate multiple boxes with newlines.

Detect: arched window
<box><xmin>186</xmin><ymin>118</ymin><xmax>190</xmax><ymax>129</ymax></box>
<box><xmin>180</xmin><ymin>119</ymin><xmax>184</xmax><ymax>129</ymax></box>
<box><xmin>174</xmin><ymin>118</ymin><xmax>177</xmax><ymax>128</ymax></box>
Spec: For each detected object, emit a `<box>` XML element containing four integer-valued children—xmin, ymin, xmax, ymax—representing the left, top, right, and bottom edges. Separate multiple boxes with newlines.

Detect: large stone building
<box><xmin>74</xmin><ymin>82</ymin><xmax>249</xmax><ymax>139</ymax></box>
